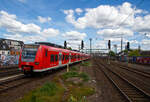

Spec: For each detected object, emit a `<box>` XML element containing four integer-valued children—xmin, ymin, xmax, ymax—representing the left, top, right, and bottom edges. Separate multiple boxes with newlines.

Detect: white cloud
<box><xmin>94</xmin><ymin>40</ymin><xmax>107</xmax><ymax>49</ymax></box>
<box><xmin>97</xmin><ymin>28</ymin><xmax>133</xmax><ymax>38</ymax></box>
<box><xmin>133</xmin><ymin>15</ymin><xmax>150</xmax><ymax>34</ymax></box>
<box><xmin>63</xmin><ymin>9</ymin><xmax>76</xmax><ymax>26</ymax></box>
<box><xmin>3</xmin><ymin>34</ymin><xmax>46</xmax><ymax>43</ymax></box>
<box><xmin>62</xmin><ymin>31</ymin><xmax>87</xmax><ymax>50</ymax></box>
<box><xmin>38</xmin><ymin>16</ymin><xmax>51</xmax><ymax>23</ymax></box>
<box><xmin>42</xmin><ymin>28</ymin><xmax>59</xmax><ymax>37</ymax></box>
<box><xmin>0</xmin><ymin>10</ymin><xmax>60</xmax><ymax>43</ymax></box>
<box><xmin>141</xmin><ymin>39</ymin><xmax>150</xmax><ymax>45</ymax></box>
<box><xmin>140</xmin><ymin>39</ymin><xmax>150</xmax><ymax>50</ymax></box>
<box><xmin>0</xmin><ymin>10</ymin><xmax>41</xmax><ymax>34</ymax></box>
<box><xmin>63</xmin><ymin>31</ymin><xmax>86</xmax><ymax>40</ymax></box>
<box><xmin>63</xmin><ymin>2</ymin><xmax>142</xmax><ymax>29</ymax></box>
<box><xmin>75</xmin><ymin>8</ymin><xmax>83</xmax><ymax>15</ymax></box>
<box><xmin>130</xmin><ymin>40</ymin><xmax>139</xmax><ymax>44</ymax></box>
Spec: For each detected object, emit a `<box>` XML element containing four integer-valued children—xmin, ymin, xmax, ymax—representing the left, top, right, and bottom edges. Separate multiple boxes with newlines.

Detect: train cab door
<box><xmin>44</xmin><ymin>49</ymin><xmax>48</xmax><ymax>68</ymax></box>
<box><xmin>59</xmin><ymin>52</ymin><xmax>62</xmax><ymax>66</ymax></box>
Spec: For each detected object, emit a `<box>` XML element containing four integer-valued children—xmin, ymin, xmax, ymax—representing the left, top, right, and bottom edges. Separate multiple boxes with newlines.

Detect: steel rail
<box><xmin>94</xmin><ymin>58</ymin><xmax>150</xmax><ymax>102</ymax></box>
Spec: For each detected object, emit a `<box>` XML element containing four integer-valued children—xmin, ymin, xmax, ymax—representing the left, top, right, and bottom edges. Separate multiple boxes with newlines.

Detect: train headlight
<box><xmin>35</xmin><ymin>62</ymin><xmax>39</xmax><ymax>65</ymax></box>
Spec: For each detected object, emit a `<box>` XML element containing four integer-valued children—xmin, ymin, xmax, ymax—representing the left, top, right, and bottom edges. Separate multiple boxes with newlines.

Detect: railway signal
<box><xmin>64</xmin><ymin>41</ymin><xmax>67</xmax><ymax>49</ymax></box>
<box><xmin>127</xmin><ymin>42</ymin><xmax>130</xmax><ymax>50</ymax></box>
<box><xmin>108</xmin><ymin>40</ymin><xmax>111</xmax><ymax>50</ymax></box>
<box><xmin>81</xmin><ymin>40</ymin><xmax>84</xmax><ymax>49</ymax></box>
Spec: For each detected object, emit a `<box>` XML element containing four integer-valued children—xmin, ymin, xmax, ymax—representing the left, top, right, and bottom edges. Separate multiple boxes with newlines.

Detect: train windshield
<box><xmin>21</xmin><ymin>45</ymin><xmax>39</xmax><ymax>62</ymax></box>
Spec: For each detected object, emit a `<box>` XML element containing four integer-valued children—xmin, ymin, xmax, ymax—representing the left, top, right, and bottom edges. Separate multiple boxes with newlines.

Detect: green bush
<box><xmin>62</xmin><ymin>72</ymin><xmax>89</xmax><ymax>82</ymax></box>
<box><xmin>39</xmin><ymin>82</ymin><xmax>57</xmax><ymax>96</ymax></box>
<box><xmin>70</xmin><ymin>67</ymin><xmax>77</xmax><ymax>71</ymax></box>
<box><xmin>81</xmin><ymin>61</ymin><xmax>91</xmax><ymax>66</ymax></box>
<box><xmin>18</xmin><ymin>82</ymin><xmax>65</xmax><ymax>102</ymax></box>
<box><xmin>128</xmin><ymin>50</ymin><xmax>141</xmax><ymax>57</ymax></box>
<box><xmin>62</xmin><ymin>72</ymin><xmax>79</xmax><ymax>80</ymax></box>
<box><xmin>79</xmin><ymin>72</ymin><xmax>90</xmax><ymax>82</ymax></box>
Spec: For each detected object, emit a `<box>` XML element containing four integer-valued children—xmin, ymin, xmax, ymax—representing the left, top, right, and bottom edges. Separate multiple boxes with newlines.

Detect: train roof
<box><xmin>24</xmin><ymin>43</ymin><xmax>89</xmax><ymax>55</ymax></box>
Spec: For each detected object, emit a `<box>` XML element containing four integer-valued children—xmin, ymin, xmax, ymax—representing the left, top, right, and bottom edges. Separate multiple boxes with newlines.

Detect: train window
<box><xmin>64</xmin><ymin>55</ymin><xmax>67</xmax><ymax>60</ymax></box>
<box><xmin>51</xmin><ymin>54</ymin><xmax>54</xmax><ymax>62</ymax></box>
<box><xmin>62</xmin><ymin>55</ymin><xmax>65</xmax><ymax>60</ymax></box>
<box><xmin>45</xmin><ymin>49</ymin><xmax>48</xmax><ymax>57</ymax></box>
<box><xmin>55</xmin><ymin>55</ymin><xmax>58</xmax><ymax>61</ymax></box>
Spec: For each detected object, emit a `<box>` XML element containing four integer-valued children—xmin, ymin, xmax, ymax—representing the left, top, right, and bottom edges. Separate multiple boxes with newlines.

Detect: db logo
<box><xmin>26</xmin><ymin>62</ymin><xmax>29</xmax><ymax>65</ymax></box>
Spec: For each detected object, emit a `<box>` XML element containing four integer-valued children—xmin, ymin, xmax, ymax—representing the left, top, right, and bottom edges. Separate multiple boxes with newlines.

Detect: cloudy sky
<box><xmin>0</xmin><ymin>0</ymin><xmax>150</xmax><ymax>51</ymax></box>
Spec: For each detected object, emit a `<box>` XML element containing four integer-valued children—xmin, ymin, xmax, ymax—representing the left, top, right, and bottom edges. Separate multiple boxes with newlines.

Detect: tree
<box><xmin>109</xmin><ymin>50</ymin><xmax>116</xmax><ymax>57</ymax></box>
<box><xmin>128</xmin><ymin>50</ymin><xmax>141</xmax><ymax>57</ymax></box>
<box><xmin>67</xmin><ymin>47</ymin><xmax>72</xmax><ymax>50</ymax></box>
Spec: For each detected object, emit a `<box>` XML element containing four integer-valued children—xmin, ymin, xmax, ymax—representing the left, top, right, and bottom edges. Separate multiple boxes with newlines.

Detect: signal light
<box><xmin>81</xmin><ymin>40</ymin><xmax>84</xmax><ymax>49</ymax></box>
<box><xmin>108</xmin><ymin>40</ymin><xmax>111</xmax><ymax>50</ymax></box>
<box><xmin>64</xmin><ymin>41</ymin><xmax>67</xmax><ymax>49</ymax></box>
<box><xmin>127</xmin><ymin>42</ymin><xmax>130</xmax><ymax>50</ymax></box>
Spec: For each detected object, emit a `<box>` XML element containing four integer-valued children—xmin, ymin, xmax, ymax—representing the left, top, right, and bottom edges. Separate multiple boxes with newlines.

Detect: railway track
<box><xmin>0</xmin><ymin>66</ymin><xmax>21</xmax><ymax>77</ymax></box>
<box><xmin>112</xmin><ymin>63</ymin><xmax>150</xmax><ymax>78</ymax></box>
<box><xmin>112</xmin><ymin>61</ymin><xmax>150</xmax><ymax>76</ymax></box>
<box><xmin>0</xmin><ymin>65</ymin><xmax>68</xmax><ymax>94</ymax></box>
<box><xmin>0</xmin><ymin>68</ymin><xmax>21</xmax><ymax>78</ymax></box>
<box><xmin>0</xmin><ymin>65</ymin><xmax>18</xmax><ymax>69</ymax></box>
<box><xmin>0</xmin><ymin>74</ymin><xmax>27</xmax><ymax>93</ymax></box>
<box><xmin>95</xmin><ymin>58</ymin><xmax>150</xmax><ymax>102</ymax></box>
<box><xmin>107</xmin><ymin>61</ymin><xmax>150</xmax><ymax>96</ymax></box>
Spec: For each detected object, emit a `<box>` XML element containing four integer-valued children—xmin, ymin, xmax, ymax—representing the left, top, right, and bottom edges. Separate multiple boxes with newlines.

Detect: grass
<box><xmin>62</xmin><ymin>71</ymin><xmax>90</xmax><ymax>82</ymax></box>
<box><xmin>70</xmin><ymin>66</ymin><xmax>78</xmax><ymax>71</ymax></box>
<box><xmin>17</xmin><ymin>61</ymin><xmax>94</xmax><ymax>102</ymax></box>
<box><xmin>79</xmin><ymin>72</ymin><xmax>90</xmax><ymax>82</ymax></box>
<box><xmin>62</xmin><ymin>71</ymin><xmax>79</xmax><ymax>80</ymax></box>
<box><xmin>17</xmin><ymin>82</ymin><xmax>65</xmax><ymax>102</ymax></box>
<box><xmin>67</xmin><ymin>86</ymin><xmax>95</xmax><ymax>102</ymax></box>
<box><xmin>81</xmin><ymin>61</ymin><xmax>91</xmax><ymax>66</ymax></box>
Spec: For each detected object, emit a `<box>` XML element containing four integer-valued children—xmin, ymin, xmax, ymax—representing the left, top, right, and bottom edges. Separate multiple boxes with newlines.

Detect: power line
<box><xmin>118</xmin><ymin>0</ymin><xmax>145</xmax><ymax>27</ymax></box>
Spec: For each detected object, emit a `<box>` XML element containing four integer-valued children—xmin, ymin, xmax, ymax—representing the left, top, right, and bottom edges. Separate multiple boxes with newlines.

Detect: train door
<box><xmin>50</xmin><ymin>51</ymin><xmax>55</xmax><ymax>67</ymax></box>
<box><xmin>44</xmin><ymin>49</ymin><xmax>48</xmax><ymax>68</ymax></box>
<box><xmin>59</xmin><ymin>52</ymin><xmax>62</xmax><ymax>65</ymax></box>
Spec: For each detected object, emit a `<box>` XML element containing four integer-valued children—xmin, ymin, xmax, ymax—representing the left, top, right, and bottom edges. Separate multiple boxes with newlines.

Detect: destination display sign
<box><xmin>24</xmin><ymin>44</ymin><xmax>39</xmax><ymax>49</ymax></box>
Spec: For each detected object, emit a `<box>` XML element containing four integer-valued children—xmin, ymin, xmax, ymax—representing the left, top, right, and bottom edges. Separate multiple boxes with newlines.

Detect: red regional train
<box><xmin>19</xmin><ymin>43</ymin><xmax>90</xmax><ymax>75</ymax></box>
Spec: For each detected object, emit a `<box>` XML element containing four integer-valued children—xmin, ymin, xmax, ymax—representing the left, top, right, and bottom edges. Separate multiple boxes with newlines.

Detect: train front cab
<box><xmin>19</xmin><ymin>44</ymin><xmax>42</xmax><ymax>75</ymax></box>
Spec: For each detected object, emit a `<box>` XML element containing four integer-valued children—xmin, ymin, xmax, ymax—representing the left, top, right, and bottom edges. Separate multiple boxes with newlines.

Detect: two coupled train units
<box><xmin>19</xmin><ymin>44</ymin><xmax>90</xmax><ymax>75</ymax></box>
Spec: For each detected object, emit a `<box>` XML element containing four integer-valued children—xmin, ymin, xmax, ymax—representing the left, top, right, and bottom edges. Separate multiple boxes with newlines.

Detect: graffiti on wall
<box><xmin>0</xmin><ymin>55</ymin><xmax>19</xmax><ymax>66</ymax></box>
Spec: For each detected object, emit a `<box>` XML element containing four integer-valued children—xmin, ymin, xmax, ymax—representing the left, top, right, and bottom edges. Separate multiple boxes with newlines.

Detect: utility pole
<box><xmin>89</xmin><ymin>38</ymin><xmax>92</xmax><ymax>54</ymax></box>
<box><xmin>78</xmin><ymin>45</ymin><xmax>81</xmax><ymax>52</ymax></box>
<box><xmin>121</xmin><ymin>36</ymin><xmax>123</xmax><ymax>52</ymax></box>
<box><xmin>114</xmin><ymin>44</ymin><xmax>117</xmax><ymax>54</ymax></box>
